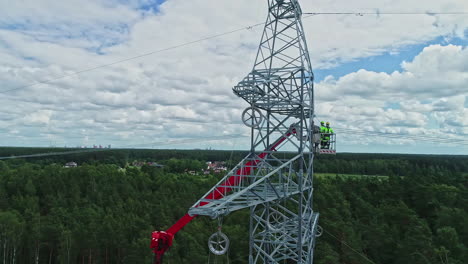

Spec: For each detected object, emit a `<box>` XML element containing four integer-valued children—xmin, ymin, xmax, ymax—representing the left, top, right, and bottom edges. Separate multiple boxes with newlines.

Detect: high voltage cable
<box><xmin>0</xmin><ymin>21</ymin><xmax>265</xmax><ymax>94</ymax></box>
<box><xmin>122</xmin><ymin>134</ymin><xmax>245</xmax><ymax>148</ymax></box>
<box><xmin>323</xmin><ymin>229</ymin><xmax>377</xmax><ymax>264</ymax></box>
<box><xmin>335</xmin><ymin>127</ymin><xmax>467</xmax><ymax>142</ymax></box>
<box><xmin>336</xmin><ymin>130</ymin><xmax>468</xmax><ymax>146</ymax></box>
<box><xmin>304</xmin><ymin>11</ymin><xmax>468</xmax><ymax>16</ymax></box>
<box><xmin>0</xmin><ymin>148</ymin><xmax>110</xmax><ymax>160</ymax></box>
<box><xmin>1</xmin><ymin>10</ymin><xmax>467</xmax><ymax>155</ymax></box>
<box><xmin>2</xmin><ymin>126</ymin><xmax>467</xmax><ymax>160</ymax></box>
<box><xmin>3</xmin><ymin>10</ymin><xmax>466</xmax><ymax>94</ymax></box>
<box><xmin>344</xmin><ymin>134</ymin><xmax>468</xmax><ymax>146</ymax></box>
<box><xmin>0</xmin><ymin>12</ymin><xmax>313</xmax><ymax>94</ymax></box>
<box><xmin>335</xmin><ymin>127</ymin><xmax>468</xmax><ymax>146</ymax></box>
<box><xmin>0</xmin><ymin>134</ymin><xmax>246</xmax><ymax>160</ymax></box>
<box><xmin>2</xmin><ymin>13</ymin><xmax>313</xmax><ymax>94</ymax></box>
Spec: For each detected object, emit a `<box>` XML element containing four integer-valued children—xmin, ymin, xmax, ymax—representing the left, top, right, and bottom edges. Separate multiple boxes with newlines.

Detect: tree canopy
<box><xmin>0</xmin><ymin>149</ymin><xmax>466</xmax><ymax>263</ymax></box>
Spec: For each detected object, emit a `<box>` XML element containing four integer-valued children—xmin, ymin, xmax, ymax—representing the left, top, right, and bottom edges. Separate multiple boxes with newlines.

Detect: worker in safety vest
<box><xmin>320</xmin><ymin>121</ymin><xmax>327</xmax><ymax>148</ymax></box>
<box><xmin>324</xmin><ymin>122</ymin><xmax>334</xmax><ymax>149</ymax></box>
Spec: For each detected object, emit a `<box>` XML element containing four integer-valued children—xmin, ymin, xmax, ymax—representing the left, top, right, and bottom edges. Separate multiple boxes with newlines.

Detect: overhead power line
<box><xmin>335</xmin><ymin>127</ymin><xmax>468</xmax><ymax>143</ymax></box>
<box><xmin>0</xmin><ymin>13</ymin><xmax>319</xmax><ymax>94</ymax></box>
<box><xmin>323</xmin><ymin>229</ymin><xmax>377</xmax><ymax>264</ymax></box>
<box><xmin>0</xmin><ymin>134</ymin><xmax>246</xmax><ymax>160</ymax></box>
<box><xmin>0</xmin><ymin>21</ymin><xmax>265</xmax><ymax>94</ymax></box>
<box><xmin>335</xmin><ymin>127</ymin><xmax>468</xmax><ymax>146</ymax></box>
<box><xmin>3</xmin><ymin>10</ymin><xmax>466</xmax><ymax>95</ymax></box>
<box><xmin>304</xmin><ymin>11</ymin><xmax>468</xmax><ymax>16</ymax></box>
<box><xmin>2</xmin><ymin>126</ymin><xmax>467</xmax><ymax>160</ymax></box>
<box><xmin>0</xmin><ymin>148</ymin><xmax>109</xmax><ymax>160</ymax></box>
<box><xmin>335</xmin><ymin>127</ymin><xmax>466</xmax><ymax>144</ymax></box>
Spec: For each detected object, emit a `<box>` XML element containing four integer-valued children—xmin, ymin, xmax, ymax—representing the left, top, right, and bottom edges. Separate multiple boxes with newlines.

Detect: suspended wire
<box><xmin>0</xmin><ymin>134</ymin><xmax>246</xmax><ymax>160</ymax></box>
<box><xmin>3</xmin><ymin>125</ymin><xmax>468</xmax><ymax>160</ymax></box>
<box><xmin>3</xmin><ymin>125</ymin><xmax>467</xmax><ymax>161</ymax></box>
<box><xmin>323</xmin><ymin>228</ymin><xmax>377</xmax><ymax>264</ymax></box>
<box><xmin>124</xmin><ymin>134</ymin><xmax>246</xmax><ymax>149</ymax></box>
<box><xmin>0</xmin><ymin>21</ymin><xmax>264</xmax><ymax>94</ymax></box>
<box><xmin>304</xmin><ymin>11</ymin><xmax>468</xmax><ymax>16</ymax></box>
<box><xmin>0</xmin><ymin>13</ymin><xmax>319</xmax><ymax>95</ymax></box>
<box><xmin>336</xmin><ymin>130</ymin><xmax>468</xmax><ymax>147</ymax></box>
<box><xmin>335</xmin><ymin>127</ymin><xmax>462</xmax><ymax>142</ymax></box>
<box><xmin>4</xmin><ymin>10</ymin><xmax>464</xmax><ymax>94</ymax></box>
<box><xmin>1</xmin><ymin>10</ymin><xmax>466</xmax><ymax>155</ymax></box>
<box><xmin>334</xmin><ymin>127</ymin><xmax>468</xmax><ymax>146</ymax></box>
<box><xmin>0</xmin><ymin>148</ymin><xmax>108</xmax><ymax>160</ymax></box>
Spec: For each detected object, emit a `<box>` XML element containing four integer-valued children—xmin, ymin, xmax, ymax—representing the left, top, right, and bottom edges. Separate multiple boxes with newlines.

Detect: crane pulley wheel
<box><xmin>267</xmin><ymin>211</ymin><xmax>285</xmax><ymax>233</ymax></box>
<box><xmin>208</xmin><ymin>231</ymin><xmax>230</xmax><ymax>255</ymax></box>
<box><xmin>315</xmin><ymin>225</ymin><xmax>323</xmax><ymax>237</ymax></box>
<box><xmin>242</xmin><ymin>107</ymin><xmax>263</xmax><ymax>128</ymax></box>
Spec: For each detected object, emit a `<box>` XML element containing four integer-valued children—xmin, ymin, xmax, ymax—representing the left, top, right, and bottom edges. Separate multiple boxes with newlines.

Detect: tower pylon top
<box><xmin>233</xmin><ymin>0</ymin><xmax>314</xmax><ymax>117</ymax></box>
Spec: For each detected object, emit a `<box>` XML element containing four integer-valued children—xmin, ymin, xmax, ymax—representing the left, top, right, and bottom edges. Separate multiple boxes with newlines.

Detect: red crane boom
<box><xmin>150</xmin><ymin>126</ymin><xmax>297</xmax><ymax>264</ymax></box>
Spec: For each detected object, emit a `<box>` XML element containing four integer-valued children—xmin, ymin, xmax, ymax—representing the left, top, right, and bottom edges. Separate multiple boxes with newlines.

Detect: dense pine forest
<box><xmin>0</xmin><ymin>148</ymin><xmax>467</xmax><ymax>263</ymax></box>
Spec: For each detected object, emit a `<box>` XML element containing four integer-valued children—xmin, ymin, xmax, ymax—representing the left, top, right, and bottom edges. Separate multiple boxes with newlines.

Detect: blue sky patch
<box><xmin>314</xmin><ymin>36</ymin><xmax>468</xmax><ymax>82</ymax></box>
<box><xmin>145</xmin><ymin>0</ymin><xmax>166</xmax><ymax>8</ymax></box>
<box><xmin>133</xmin><ymin>0</ymin><xmax>166</xmax><ymax>13</ymax></box>
<box><xmin>384</xmin><ymin>102</ymin><xmax>400</xmax><ymax>110</ymax></box>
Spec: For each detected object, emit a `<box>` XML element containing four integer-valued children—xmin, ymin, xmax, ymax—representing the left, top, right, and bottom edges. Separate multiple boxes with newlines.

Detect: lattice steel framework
<box><xmin>189</xmin><ymin>0</ymin><xmax>319</xmax><ymax>263</ymax></box>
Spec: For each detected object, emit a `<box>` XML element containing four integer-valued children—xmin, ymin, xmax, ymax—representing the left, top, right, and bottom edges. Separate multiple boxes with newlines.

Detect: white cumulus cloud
<box><xmin>0</xmin><ymin>0</ymin><xmax>467</xmax><ymax>153</ymax></box>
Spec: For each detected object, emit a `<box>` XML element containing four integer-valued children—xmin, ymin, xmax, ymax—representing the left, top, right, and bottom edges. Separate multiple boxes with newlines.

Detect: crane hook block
<box><xmin>208</xmin><ymin>231</ymin><xmax>230</xmax><ymax>255</ymax></box>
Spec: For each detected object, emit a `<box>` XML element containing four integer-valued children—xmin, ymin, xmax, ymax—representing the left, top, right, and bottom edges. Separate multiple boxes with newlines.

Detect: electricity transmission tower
<box><xmin>189</xmin><ymin>0</ymin><xmax>320</xmax><ymax>263</ymax></box>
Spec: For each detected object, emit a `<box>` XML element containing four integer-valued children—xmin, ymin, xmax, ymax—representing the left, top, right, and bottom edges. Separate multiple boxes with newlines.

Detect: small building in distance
<box><xmin>205</xmin><ymin>161</ymin><xmax>228</xmax><ymax>174</ymax></box>
<box><xmin>64</xmin><ymin>162</ymin><xmax>78</xmax><ymax>168</ymax></box>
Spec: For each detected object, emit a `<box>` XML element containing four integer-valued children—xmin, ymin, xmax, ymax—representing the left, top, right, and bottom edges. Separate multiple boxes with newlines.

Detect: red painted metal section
<box><xmin>150</xmin><ymin>128</ymin><xmax>296</xmax><ymax>263</ymax></box>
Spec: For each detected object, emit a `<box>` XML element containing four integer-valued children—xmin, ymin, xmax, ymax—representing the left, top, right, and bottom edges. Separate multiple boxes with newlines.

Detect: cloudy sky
<box><xmin>1</xmin><ymin>0</ymin><xmax>468</xmax><ymax>154</ymax></box>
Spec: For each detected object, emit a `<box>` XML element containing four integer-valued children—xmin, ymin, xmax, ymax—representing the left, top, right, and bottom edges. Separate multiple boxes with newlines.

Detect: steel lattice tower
<box><xmin>189</xmin><ymin>0</ymin><xmax>320</xmax><ymax>263</ymax></box>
